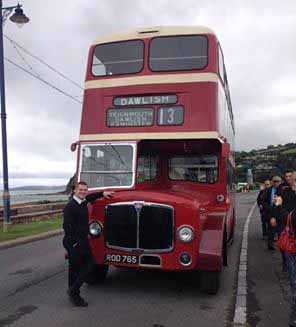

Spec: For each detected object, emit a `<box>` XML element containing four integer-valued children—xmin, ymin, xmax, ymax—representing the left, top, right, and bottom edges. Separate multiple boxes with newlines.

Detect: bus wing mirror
<box><xmin>221</xmin><ymin>143</ymin><xmax>230</xmax><ymax>158</ymax></box>
<box><xmin>71</xmin><ymin>142</ymin><xmax>78</xmax><ymax>152</ymax></box>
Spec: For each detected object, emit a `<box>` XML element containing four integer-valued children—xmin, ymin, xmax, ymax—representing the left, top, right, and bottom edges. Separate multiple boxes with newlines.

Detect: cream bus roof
<box><xmin>92</xmin><ymin>26</ymin><xmax>216</xmax><ymax>46</ymax></box>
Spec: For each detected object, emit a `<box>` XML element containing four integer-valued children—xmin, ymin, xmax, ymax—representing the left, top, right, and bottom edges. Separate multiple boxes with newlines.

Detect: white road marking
<box><xmin>233</xmin><ymin>201</ymin><xmax>257</xmax><ymax>326</ymax></box>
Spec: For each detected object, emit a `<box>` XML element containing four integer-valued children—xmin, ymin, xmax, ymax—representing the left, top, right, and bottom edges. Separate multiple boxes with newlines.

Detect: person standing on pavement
<box><xmin>283</xmin><ymin>170</ymin><xmax>296</xmax><ymax>205</ymax></box>
<box><xmin>282</xmin><ymin>169</ymin><xmax>294</xmax><ymax>188</ymax></box>
<box><xmin>271</xmin><ymin>172</ymin><xmax>296</xmax><ymax>327</ymax></box>
<box><xmin>257</xmin><ymin>179</ymin><xmax>271</xmax><ymax>239</ymax></box>
<box><xmin>63</xmin><ymin>181</ymin><xmax>115</xmax><ymax>307</ymax></box>
<box><xmin>262</xmin><ymin>176</ymin><xmax>282</xmax><ymax>250</ymax></box>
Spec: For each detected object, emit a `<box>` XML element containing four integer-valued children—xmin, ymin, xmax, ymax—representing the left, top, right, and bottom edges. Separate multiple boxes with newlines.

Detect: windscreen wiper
<box><xmin>109</xmin><ymin>144</ymin><xmax>125</xmax><ymax>166</ymax></box>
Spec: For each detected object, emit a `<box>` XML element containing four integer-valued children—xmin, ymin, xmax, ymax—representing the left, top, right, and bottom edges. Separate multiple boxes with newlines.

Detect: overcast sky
<box><xmin>0</xmin><ymin>0</ymin><xmax>296</xmax><ymax>187</ymax></box>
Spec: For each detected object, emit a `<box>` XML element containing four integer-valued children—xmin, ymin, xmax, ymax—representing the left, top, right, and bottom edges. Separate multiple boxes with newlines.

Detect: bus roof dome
<box><xmin>92</xmin><ymin>26</ymin><xmax>216</xmax><ymax>45</ymax></box>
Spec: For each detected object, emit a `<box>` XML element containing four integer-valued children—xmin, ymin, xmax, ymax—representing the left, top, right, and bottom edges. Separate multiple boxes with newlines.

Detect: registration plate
<box><xmin>105</xmin><ymin>254</ymin><xmax>138</xmax><ymax>265</ymax></box>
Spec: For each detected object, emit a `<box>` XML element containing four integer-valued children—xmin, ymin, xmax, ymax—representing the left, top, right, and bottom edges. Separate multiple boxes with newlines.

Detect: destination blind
<box><xmin>113</xmin><ymin>94</ymin><xmax>177</xmax><ymax>106</ymax></box>
<box><xmin>108</xmin><ymin>94</ymin><xmax>183</xmax><ymax>127</ymax></box>
<box><xmin>107</xmin><ymin>108</ymin><xmax>154</xmax><ymax>127</ymax></box>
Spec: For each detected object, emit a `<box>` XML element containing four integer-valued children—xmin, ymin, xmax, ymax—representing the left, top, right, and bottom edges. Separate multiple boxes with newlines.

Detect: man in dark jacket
<box><xmin>262</xmin><ymin>176</ymin><xmax>282</xmax><ymax>250</ymax></box>
<box><xmin>282</xmin><ymin>169</ymin><xmax>294</xmax><ymax>188</ymax></box>
<box><xmin>63</xmin><ymin>181</ymin><xmax>114</xmax><ymax>306</ymax></box>
<box><xmin>257</xmin><ymin>179</ymin><xmax>271</xmax><ymax>238</ymax></box>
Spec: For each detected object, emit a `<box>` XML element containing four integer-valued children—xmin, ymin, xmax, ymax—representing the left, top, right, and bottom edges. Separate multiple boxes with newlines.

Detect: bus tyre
<box><xmin>200</xmin><ymin>271</ymin><xmax>220</xmax><ymax>295</ymax></box>
<box><xmin>84</xmin><ymin>264</ymin><xmax>109</xmax><ymax>285</ymax></box>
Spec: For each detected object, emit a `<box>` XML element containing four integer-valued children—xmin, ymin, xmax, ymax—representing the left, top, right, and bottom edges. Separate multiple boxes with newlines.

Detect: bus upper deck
<box><xmin>80</xmin><ymin>26</ymin><xmax>234</xmax><ymax>150</ymax></box>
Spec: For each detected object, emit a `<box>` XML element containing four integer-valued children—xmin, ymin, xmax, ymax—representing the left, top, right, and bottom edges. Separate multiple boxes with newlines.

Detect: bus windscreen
<box><xmin>92</xmin><ymin>40</ymin><xmax>144</xmax><ymax>76</ymax></box>
<box><xmin>80</xmin><ymin>144</ymin><xmax>135</xmax><ymax>188</ymax></box>
<box><xmin>149</xmin><ymin>35</ymin><xmax>208</xmax><ymax>72</ymax></box>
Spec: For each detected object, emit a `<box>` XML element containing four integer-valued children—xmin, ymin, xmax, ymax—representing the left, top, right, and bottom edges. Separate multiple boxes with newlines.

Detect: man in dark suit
<box><xmin>257</xmin><ymin>179</ymin><xmax>271</xmax><ymax>238</ymax></box>
<box><xmin>63</xmin><ymin>181</ymin><xmax>114</xmax><ymax>307</ymax></box>
<box><xmin>262</xmin><ymin>176</ymin><xmax>282</xmax><ymax>250</ymax></box>
<box><xmin>280</xmin><ymin>169</ymin><xmax>294</xmax><ymax>190</ymax></box>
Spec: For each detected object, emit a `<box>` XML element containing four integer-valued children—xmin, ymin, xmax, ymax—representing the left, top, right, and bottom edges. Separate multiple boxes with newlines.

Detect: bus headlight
<box><xmin>89</xmin><ymin>221</ymin><xmax>102</xmax><ymax>237</ymax></box>
<box><xmin>177</xmin><ymin>226</ymin><xmax>195</xmax><ymax>243</ymax></box>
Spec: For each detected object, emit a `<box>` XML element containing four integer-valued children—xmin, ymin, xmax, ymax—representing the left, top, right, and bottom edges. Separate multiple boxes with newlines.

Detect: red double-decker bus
<box><xmin>74</xmin><ymin>26</ymin><xmax>235</xmax><ymax>294</ymax></box>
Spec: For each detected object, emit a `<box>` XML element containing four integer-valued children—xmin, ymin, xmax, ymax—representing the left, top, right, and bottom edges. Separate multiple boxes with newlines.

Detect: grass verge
<box><xmin>0</xmin><ymin>215</ymin><xmax>62</xmax><ymax>243</ymax></box>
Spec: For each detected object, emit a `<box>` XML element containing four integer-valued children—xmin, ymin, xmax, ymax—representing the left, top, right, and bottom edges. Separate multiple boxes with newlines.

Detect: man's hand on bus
<box><xmin>103</xmin><ymin>191</ymin><xmax>115</xmax><ymax>199</ymax></box>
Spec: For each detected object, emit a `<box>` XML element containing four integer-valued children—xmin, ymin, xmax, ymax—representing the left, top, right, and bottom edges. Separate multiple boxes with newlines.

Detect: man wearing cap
<box><xmin>261</xmin><ymin>176</ymin><xmax>282</xmax><ymax>250</ymax></box>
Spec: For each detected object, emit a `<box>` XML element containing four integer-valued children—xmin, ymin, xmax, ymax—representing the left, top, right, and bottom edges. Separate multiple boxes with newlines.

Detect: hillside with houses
<box><xmin>235</xmin><ymin>143</ymin><xmax>296</xmax><ymax>183</ymax></box>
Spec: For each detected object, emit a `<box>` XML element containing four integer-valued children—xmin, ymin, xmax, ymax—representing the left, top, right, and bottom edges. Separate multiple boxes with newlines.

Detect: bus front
<box><xmin>76</xmin><ymin>26</ymin><xmax>235</xmax><ymax>294</ymax></box>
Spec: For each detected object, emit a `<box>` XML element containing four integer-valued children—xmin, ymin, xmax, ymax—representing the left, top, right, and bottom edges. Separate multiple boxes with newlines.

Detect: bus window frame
<box><xmin>148</xmin><ymin>34</ymin><xmax>209</xmax><ymax>73</ymax></box>
<box><xmin>78</xmin><ymin>141</ymin><xmax>138</xmax><ymax>191</ymax></box>
<box><xmin>167</xmin><ymin>154</ymin><xmax>219</xmax><ymax>184</ymax></box>
<box><xmin>90</xmin><ymin>39</ymin><xmax>145</xmax><ymax>78</ymax></box>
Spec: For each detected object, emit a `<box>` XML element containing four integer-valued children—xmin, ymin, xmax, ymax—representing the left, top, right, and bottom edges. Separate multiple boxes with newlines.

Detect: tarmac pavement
<box><xmin>247</xmin><ymin>204</ymin><xmax>291</xmax><ymax>327</ymax></box>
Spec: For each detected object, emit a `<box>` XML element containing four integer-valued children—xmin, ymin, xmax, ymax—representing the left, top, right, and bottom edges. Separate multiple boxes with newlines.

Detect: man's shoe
<box><xmin>68</xmin><ymin>294</ymin><xmax>88</xmax><ymax>307</ymax></box>
<box><xmin>76</xmin><ymin>295</ymin><xmax>88</xmax><ymax>307</ymax></box>
<box><xmin>73</xmin><ymin>295</ymin><xmax>88</xmax><ymax>307</ymax></box>
<box><xmin>67</xmin><ymin>289</ymin><xmax>88</xmax><ymax>307</ymax></box>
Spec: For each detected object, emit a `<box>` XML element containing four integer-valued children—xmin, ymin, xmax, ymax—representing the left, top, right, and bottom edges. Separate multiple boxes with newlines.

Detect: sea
<box><xmin>0</xmin><ymin>189</ymin><xmax>69</xmax><ymax>206</ymax></box>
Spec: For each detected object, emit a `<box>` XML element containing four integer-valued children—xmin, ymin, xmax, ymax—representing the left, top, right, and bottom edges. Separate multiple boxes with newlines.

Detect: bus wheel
<box><xmin>200</xmin><ymin>271</ymin><xmax>220</xmax><ymax>295</ymax></box>
<box><xmin>84</xmin><ymin>264</ymin><xmax>109</xmax><ymax>285</ymax></box>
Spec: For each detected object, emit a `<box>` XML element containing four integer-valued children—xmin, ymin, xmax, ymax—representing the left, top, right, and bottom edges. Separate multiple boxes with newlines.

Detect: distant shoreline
<box><xmin>0</xmin><ymin>188</ymin><xmax>69</xmax><ymax>206</ymax></box>
<box><xmin>7</xmin><ymin>185</ymin><xmax>67</xmax><ymax>192</ymax></box>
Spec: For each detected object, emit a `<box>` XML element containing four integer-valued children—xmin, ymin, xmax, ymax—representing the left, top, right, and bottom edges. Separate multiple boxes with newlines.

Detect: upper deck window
<box><xmin>149</xmin><ymin>35</ymin><xmax>208</xmax><ymax>72</ymax></box>
<box><xmin>80</xmin><ymin>143</ymin><xmax>136</xmax><ymax>189</ymax></box>
<box><xmin>92</xmin><ymin>40</ymin><xmax>144</xmax><ymax>77</ymax></box>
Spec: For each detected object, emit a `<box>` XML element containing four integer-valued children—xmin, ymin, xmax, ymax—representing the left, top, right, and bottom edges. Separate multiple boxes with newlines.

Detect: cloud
<box><xmin>0</xmin><ymin>0</ymin><xmax>295</xmax><ymax>184</ymax></box>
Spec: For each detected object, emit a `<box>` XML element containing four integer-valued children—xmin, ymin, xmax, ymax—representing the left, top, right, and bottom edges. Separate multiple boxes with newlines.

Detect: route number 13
<box><xmin>157</xmin><ymin>106</ymin><xmax>184</xmax><ymax>126</ymax></box>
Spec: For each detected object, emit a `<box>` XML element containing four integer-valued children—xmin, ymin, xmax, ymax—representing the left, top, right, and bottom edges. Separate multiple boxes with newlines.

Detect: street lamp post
<box><xmin>0</xmin><ymin>1</ymin><xmax>29</xmax><ymax>232</ymax></box>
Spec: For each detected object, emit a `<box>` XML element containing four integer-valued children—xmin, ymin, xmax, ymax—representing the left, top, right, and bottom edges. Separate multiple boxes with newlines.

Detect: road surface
<box><xmin>0</xmin><ymin>193</ymin><xmax>289</xmax><ymax>327</ymax></box>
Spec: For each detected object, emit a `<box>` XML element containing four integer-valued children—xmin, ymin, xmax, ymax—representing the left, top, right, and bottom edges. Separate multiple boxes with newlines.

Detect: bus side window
<box><xmin>137</xmin><ymin>155</ymin><xmax>158</xmax><ymax>182</ymax></box>
<box><xmin>227</xmin><ymin>160</ymin><xmax>235</xmax><ymax>192</ymax></box>
<box><xmin>218</xmin><ymin>45</ymin><xmax>225</xmax><ymax>84</ymax></box>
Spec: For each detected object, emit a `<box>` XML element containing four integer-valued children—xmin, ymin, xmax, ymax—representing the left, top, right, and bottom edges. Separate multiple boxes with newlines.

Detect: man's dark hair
<box><xmin>285</xmin><ymin>169</ymin><xmax>294</xmax><ymax>175</ymax></box>
<box><xmin>75</xmin><ymin>181</ymin><xmax>88</xmax><ymax>188</ymax></box>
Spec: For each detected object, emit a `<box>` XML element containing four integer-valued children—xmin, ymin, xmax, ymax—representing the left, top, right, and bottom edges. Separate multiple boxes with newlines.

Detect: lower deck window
<box><xmin>168</xmin><ymin>155</ymin><xmax>218</xmax><ymax>183</ymax></box>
